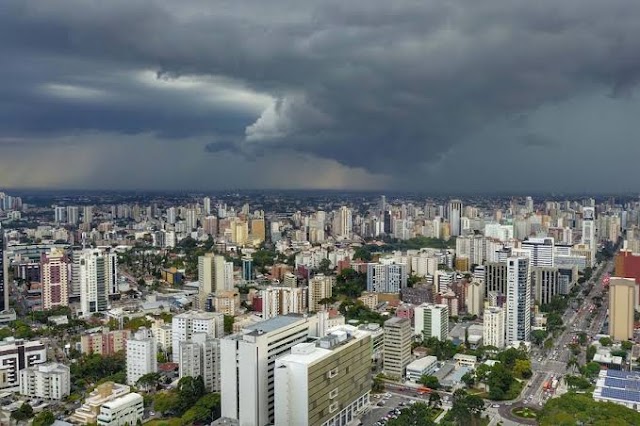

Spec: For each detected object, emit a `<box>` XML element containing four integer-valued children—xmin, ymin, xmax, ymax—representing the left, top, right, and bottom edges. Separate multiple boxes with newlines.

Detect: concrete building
<box><xmin>358</xmin><ymin>292</ymin><xmax>379</xmax><ymax>310</ymax></box>
<box><xmin>220</xmin><ymin>314</ymin><xmax>319</xmax><ymax>426</ymax></box>
<box><xmin>274</xmin><ymin>326</ymin><xmax>372</xmax><ymax>426</ymax></box>
<box><xmin>609</xmin><ymin>278</ymin><xmax>636</xmax><ymax>341</ymax></box>
<box><xmin>582</xmin><ymin>207</ymin><xmax>597</xmax><ymax>255</ymax></box>
<box><xmin>448</xmin><ymin>200</ymin><xmax>463</xmax><ymax>237</ymax></box>
<box><xmin>405</xmin><ymin>356</ymin><xmax>438</xmax><ymax>382</ymax></box>
<box><xmin>383</xmin><ymin>317</ymin><xmax>412</xmax><ymax>379</ymax></box>
<box><xmin>81</xmin><ymin>329</ymin><xmax>131</xmax><ymax>356</ymax></box>
<box><xmin>366</xmin><ymin>259</ymin><xmax>407</xmax><ymax>293</ymax></box>
<box><xmin>483</xmin><ymin>307</ymin><xmax>506</xmax><ymax>349</ymax></box>
<box><xmin>506</xmin><ymin>257</ymin><xmax>531</xmax><ymax>344</ymax></box>
<box><xmin>97</xmin><ymin>392</ymin><xmax>144</xmax><ymax>426</ymax></box>
<box><xmin>532</xmin><ymin>267</ymin><xmax>559</xmax><ymax>306</ymax></box>
<box><xmin>40</xmin><ymin>248</ymin><xmax>69</xmax><ymax>310</ymax></box>
<box><xmin>19</xmin><ymin>362</ymin><xmax>70</xmax><ymax>400</ymax></box>
<box><xmin>126</xmin><ymin>328</ymin><xmax>157</xmax><ymax>386</ymax></box>
<box><xmin>198</xmin><ymin>254</ymin><xmax>215</xmax><ymax>309</ymax></box>
<box><xmin>521</xmin><ymin>237</ymin><xmax>555</xmax><ymax>267</ymax></box>
<box><xmin>78</xmin><ymin>248</ymin><xmax>118</xmax><ymax>316</ymax></box>
<box><xmin>261</xmin><ymin>287</ymin><xmax>308</xmax><ymax>319</ymax></box>
<box><xmin>172</xmin><ymin>311</ymin><xmax>224</xmax><ymax>361</ymax></box>
<box><xmin>308</xmin><ymin>274</ymin><xmax>334</xmax><ymax>312</ymax></box>
<box><xmin>70</xmin><ymin>382</ymin><xmax>132</xmax><ymax>424</ymax></box>
<box><xmin>484</xmin><ymin>262</ymin><xmax>507</xmax><ymax>298</ymax></box>
<box><xmin>465</xmin><ymin>281</ymin><xmax>484</xmax><ymax>316</ymax></box>
<box><xmin>179</xmin><ymin>333</ymin><xmax>221</xmax><ymax>392</ymax></box>
<box><xmin>0</xmin><ymin>338</ymin><xmax>46</xmax><ymax>389</ymax></box>
<box><xmin>150</xmin><ymin>319</ymin><xmax>172</xmax><ymax>352</ymax></box>
<box><xmin>414</xmin><ymin>303</ymin><xmax>448</xmax><ymax>340</ymax></box>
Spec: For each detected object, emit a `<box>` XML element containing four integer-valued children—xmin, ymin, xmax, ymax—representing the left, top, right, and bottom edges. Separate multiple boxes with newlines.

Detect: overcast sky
<box><xmin>2</xmin><ymin>0</ymin><xmax>640</xmax><ymax>192</ymax></box>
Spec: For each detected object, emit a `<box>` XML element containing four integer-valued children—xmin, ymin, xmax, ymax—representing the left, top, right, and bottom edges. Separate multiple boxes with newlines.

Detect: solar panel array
<box><xmin>604</xmin><ymin>377</ymin><xmax>640</xmax><ymax>391</ymax></box>
<box><xmin>597</xmin><ymin>370</ymin><xmax>640</xmax><ymax>404</ymax></box>
<box><xmin>601</xmin><ymin>387</ymin><xmax>640</xmax><ymax>403</ymax></box>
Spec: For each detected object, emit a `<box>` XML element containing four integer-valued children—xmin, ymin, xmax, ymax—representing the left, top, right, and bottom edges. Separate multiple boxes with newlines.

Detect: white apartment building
<box><xmin>383</xmin><ymin>317</ymin><xmax>412</xmax><ymax>379</ymax></box>
<box><xmin>506</xmin><ymin>257</ymin><xmax>531</xmax><ymax>344</ymax></box>
<box><xmin>581</xmin><ymin>207</ymin><xmax>596</xmax><ymax>254</ymax></box>
<box><xmin>19</xmin><ymin>363</ymin><xmax>70</xmax><ymax>400</ymax></box>
<box><xmin>97</xmin><ymin>392</ymin><xmax>144</xmax><ymax>426</ymax></box>
<box><xmin>179</xmin><ymin>333</ymin><xmax>221</xmax><ymax>392</ymax></box>
<box><xmin>366</xmin><ymin>259</ymin><xmax>407</xmax><ymax>293</ymax></box>
<box><xmin>126</xmin><ymin>328</ymin><xmax>157</xmax><ymax>386</ymax></box>
<box><xmin>308</xmin><ymin>274</ymin><xmax>334</xmax><ymax>312</ymax></box>
<box><xmin>465</xmin><ymin>281</ymin><xmax>485</xmax><ymax>316</ymax></box>
<box><xmin>261</xmin><ymin>287</ymin><xmax>308</xmax><ymax>319</ymax></box>
<box><xmin>274</xmin><ymin>326</ymin><xmax>372</xmax><ymax>426</ymax></box>
<box><xmin>0</xmin><ymin>338</ymin><xmax>47</xmax><ymax>389</ymax></box>
<box><xmin>172</xmin><ymin>311</ymin><xmax>224</xmax><ymax>361</ymax></box>
<box><xmin>77</xmin><ymin>248</ymin><xmax>118</xmax><ymax>316</ymax></box>
<box><xmin>483</xmin><ymin>223</ymin><xmax>514</xmax><ymax>242</ymax></box>
<box><xmin>521</xmin><ymin>237</ymin><xmax>555</xmax><ymax>267</ymax></box>
<box><xmin>151</xmin><ymin>320</ymin><xmax>172</xmax><ymax>352</ymax></box>
<box><xmin>483</xmin><ymin>307</ymin><xmax>505</xmax><ymax>349</ymax></box>
<box><xmin>414</xmin><ymin>304</ymin><xmax>448</xmax><ymax>340</ymax></box>
<box><xmin>456</xmin><ymin>235</ymin><xmax>486</xmax><ymax>266</ymax></box>
<box><xmin>220</xmin><ymin>314</ymin><xmax>319</xmax><ymax>426</ymax></box>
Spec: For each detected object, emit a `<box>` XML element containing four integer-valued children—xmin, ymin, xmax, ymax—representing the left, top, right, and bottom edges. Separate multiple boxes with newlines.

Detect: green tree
<box><xmin>513</xmin><ymin>359</ymin><xmax>532</xmax><ymax>379</ymax></box>
<box><xmin>372</xmin><ymin>376</ymin><xmax>385</xmax><ymax>393</ymax></box>
<box><xmin>599</xmin><ymin>337</ymin><xmax>613</xmax><ymax>346</ymax></box>
<box><xmin>11</xmin><ymin>403</ymin><xmax>34</xmax><ymax>421</ymax></box>
<box><xmin>487</xmin><ymin>363</ymin><xmax>514</xmax><ymax>400</ymax></box>
<box><xmin>581</xmin><ymin>361</ymin><xmax>601</xmax><ymax>379</ymax></box>
<box><xmin>531</xmin><ymin>329</ymin><xmax>548</xmax><ymax>346</ymax></box>
<box><xmin>154</xmin><ymin>391</ymin><xmax>180</xmax><ymax>415</ymax></box>
<box><xmin>223</xmin><ymin>315</ymin><xmax>235</xmax><ymax>334</ymax></box>
<box><xmin>622</xmin><ymin>340</ymin><xmax>633</xmax><ymax>351</ymax></box>
<box><xmin>586</xmin><ymin>344</ymin><xmax>597</xmax><ymax>362</ymax></box>
<box><xmin>419</xmin><ymin>375</ymin><xmax>440</xmax><ymax>389</ymax></box>
<box><xmin>32</xmin><ymin>410</ymin><xmax>55</xmax><ymax>426</ymax></box>
<box><xmin>447</xmin><ymin>390</ymin><xmax>485</xmax><ymax>426</ymax></box>
<box><xmin>181</xmin><ymin>393</ymin><xmax>221</xmax><ymax>425</ymax></box>
<box><xmin>387</xmin><ymin>403</ymin><xmax>436</xmax><ymax>426</ymax></box>
<box><xmin>176</xmin><ymin>376</ymin><xmax>206</xmax><ymax>414</ymax></box>
<box><xmin>461</xmin><ymin>371</ymin><xmax>476</xmax><ymax>387</ymax></box>
<box><xmin>318</xmin><ymin>258</ymin><xmax>333</xmax><ymax>275</ymax></box>
<box><xmin>353</xmin><ymin>246</ymin><xmax>373</xmax><ymax>262</ymax></box>
<box><xmin>428</xmin><ymin>392</ymin><xmax>442</xmax><ymax>409</ymax></box>
<box><xmin>136</xmin><ymin>372</ymin><xmax>161</xmax><ymax>390</ymax></box>
<box><xmin>539</xmin><ymin>393</ymin><xmax>640</xmax><ymax>426</ymax></box>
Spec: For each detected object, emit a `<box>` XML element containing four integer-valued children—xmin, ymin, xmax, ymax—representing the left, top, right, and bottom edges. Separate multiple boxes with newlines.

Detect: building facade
<box><xmin>126</xmin><ymin>328</ymin><xmax>157</xmax><ymax>386</ymax></box>
<box><xmin>308</xmin><ymin>274</ymin><xmax>334</xmax><ymax>312</ymax></box>
<box><xmin>609</xmin><ymin>278</ymin><xmax>635</xmax><ymax>341</ymax></box>
<box><xmin>366</xmin><ymin>260</ymin><xmax>407</xmax><ymax>293</ymax></box>
<box><xmin>19</xmin><ymin>362</ymin><xmax>71</xmax><ymax>400</ymax></box>
<box><xmin>179</xmin><ymin>333</ymin><xmax>221</xmax><ymax>392</ymax></box>
<box><xmin>414</xmin><ymin>303</ymin><xmax>448</xmax><ymax>341</ymax></box>
<box><xmin>383</xmin><ymin>317</ymin><xmax>412</xmax><ymax>379</ymax></box>
<box><xmin>483</xmin><ymin>307</ymin><xmax>505</xmax><ymax>349</ymax></box>
<box><xmin>40</xmin><ymin>248</ymin><xmax>69</xmax><ymax>310</ymax></box>
<box><xmin>172</xmin><ymin>311</ymin><xmax>224</xmax><ymax>361</ymax></box>
<box><xmin>506</xmin><ymin>257</ymin><xmax>531</xmax><ymax>344</ymax></box>
<box><xmin>97</xmin><ymin>392</ymin><xmax>144</xmax><ymax>426</ymax></box>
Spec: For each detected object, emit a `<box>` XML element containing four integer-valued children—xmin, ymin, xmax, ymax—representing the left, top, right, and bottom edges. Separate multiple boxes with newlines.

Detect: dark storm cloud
<box><xmin>2</xmin><ymin>0</ymin><xmax>640</xmax><ymax>184</ymax></box>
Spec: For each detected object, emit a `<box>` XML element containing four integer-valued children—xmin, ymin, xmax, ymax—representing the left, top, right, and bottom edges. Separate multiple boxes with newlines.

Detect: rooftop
<box><xmin>595</xmin><ymin>370</ymin><xmax>640</xmax><ymax>404</ymax></box>
<box><xmin>406</xmin><ymin>356</ymin><xmax>438</xmax><ymax>371</ymax></box>
<box><xmin>244</xmin><ymin>314</ymin><xmax>307</xmax><ymax>335</ymax></box>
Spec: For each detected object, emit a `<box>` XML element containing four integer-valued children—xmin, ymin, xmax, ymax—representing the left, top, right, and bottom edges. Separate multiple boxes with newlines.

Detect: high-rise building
<box><xmin>178</xmin><ymin>333</ymin><xmax>221</xmax><ymax>392</ymax></box>
<box><xmin>308</xmin><ymin>274</ymin><xmax>334</xmax><ymax>312</ymax></box>
<box><xmin>506</xmin><ymin>257</ymin><xmax>531</xmax><ymax>344</ymax></box>
<box><xmin>532</xmin><ymin>267</ymin><xmax>559</xmax><ymax>306</ymax></box>
<box><xmin>83</xmin><ymin>206</ymin><xmax>94</xmax><ymax>224</ymax></box>
<box><xmin>484</xmin><ymin>262</ymin><xmax>508</xmax><ymax>298</ymax></box>
<box><xmin>171</xmin><ymin>311</ymin><xmax>224</xmax><ymax>361</ymax></box>
<box><xmin>81</xmin><ymin>329</ymin><xmax>131</xmax><ymax>356</ymax></box>
<box><xmin>383</xmin><ymin>317</ymin><xmax>412</xmax><ymax>379</ymax></box>
<box><xmin>198</xmin><ymin>254</ymin><xmax>215</xmax><ymax>310</ymax></box>
<box><xmin>250</xmin><ymin>218</ymin><xmax>266</xmax><ymax>243</ymax></box>
<box><xmin>66</xmin><ymin>206</ymin><xmax>79</xmax><ymax>225</ymax></box>
<box><xmin>242</xmin><ymin>256</ymin><xmax>253</xmax><ymax>281</ymax></box>
<box><xmin>126</xmin><ymin>328</ymin><xmax>156</xmax><ymax>386</ymax></box>
<box><xmin>274</xmin><ymin>326</ymin><xmax>372</xmax><ymax>426</ymax></box>
<box><xmin>333</xmin><ymin>206</ymin><xmax>353</xmax><ymax>240</ymax></box>
<box><xmin>220</xmin><ymin>314</ymin><xmax>319</xmax><ymax>426</ymax></box>
<box><xmin>261</xmin><ymin>287</ymin><xmax>307</xmax><ymax>319</ymax></box>
<box><xmin>483</xmin><ymin>307</ymin><xmax>506</xmax><ymax>349</ymax></box>
<box><xmin>0</xmin><ymin>338</ymin><xmax>47</xmax><ymax>388</ymax></box>
<box><xmin>203</xmin><ymin>197</ymin><xmax>212</xmax><ymax>215</ymax></box>
<box><xmin>465</xmin><ymin>281</ymin><xmax>485</xmax><ymax>316</ymax></box>
<box><xmin>521</xmin><ymin>237</ymin><xmax>555</xmax><ymax>267</ymax></box>
<box><xmin>41</xmin><ymin>248</ymin><xmax>69</xmax><ymax>310</ymax></box>
<box><xmin>609</xmin><ymin>278</ymin><xmax>635</xmax><ymax>341</ymax></box>
<box><xmin>19</xmin><ymin>363</ymin><xmax>71</xmax><ymax>400</ymax></box>
<box><xmin>366</xmin><ymin>259</ymin><xmax>407</xmax><ymax>293</ymax></box>
<box><xmin>78</xmin><ymin>248</ymin><xmax>118</xmax><ymax>316</ymax></box>
<box><xmin>448</xmin><ymin>200</ymin><xmax>463</xmax><ymax>237</ymax></box>
<box><xmin>0</xmin><ymin>230</ymin><xmax>8</xmax><ymax>313</ymax></box>
<box><xmin>166</xmin><ymin>207</ymin><xmax>176</xmax><ymax>225</ymax></box>
<box><xmin>54</xmin><ymin>206</ymin><xmax>66</xmax><ymax>224</ymax></box>
<box><xmin>414</xmin><ymin>303</ymin><xmax>448</xmax><ymax>341</ymax></box>
<box><xmin>582</xmin><ymin>207</ymin><xmax>596</xmax><ymax>254</ymax></box>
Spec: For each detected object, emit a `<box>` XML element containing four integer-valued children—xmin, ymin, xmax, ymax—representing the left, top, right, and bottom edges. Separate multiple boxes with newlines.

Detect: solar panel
<box><xmin>601</xmin><ymin>387</ymin><xmax>640</xmax><ymax>403</ymax></box>
<box><xmin>604</xmin><ymin>377</ymin><xmax>640</xmax><ymax>391</ymax></box>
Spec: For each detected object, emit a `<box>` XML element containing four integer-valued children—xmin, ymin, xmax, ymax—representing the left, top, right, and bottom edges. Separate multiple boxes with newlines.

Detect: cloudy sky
<box><xmin>2</xmin><ymin>0</ymin><xmax>640</xmax><ymax>192</ymax></box>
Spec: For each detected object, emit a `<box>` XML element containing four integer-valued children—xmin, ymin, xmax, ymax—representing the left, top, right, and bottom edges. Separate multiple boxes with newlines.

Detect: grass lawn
<box><xmin>512</xmin><ymin>406</ymin><xmax>539</xmax><ymax>419</ymax></box>
<box><xmin>429</xmin><ymin>408</ymin><xmax>444</xmax><ymax>420</ymax></box>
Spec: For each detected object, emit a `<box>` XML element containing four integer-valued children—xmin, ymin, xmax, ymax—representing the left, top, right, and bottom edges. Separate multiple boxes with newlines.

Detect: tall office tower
<box><xmin>448</xmin><ymin>199</ymin><xmax>463</xmax><ymax>237</ymax></box>
<box><xmin>366</xmin><ymin>259</ymin><xmax>408</xmax><ymax>293</ymax></box>
<box><xmin>82</xmin><ymin>206</ymin><xmax>93</xmax><ymax>224</ymax></box>
<box><xmin>383</xmin><ymin>317</ymin><xmax>412</xmax><ymax>379</ymax></box>
<box><xmin>581</xmin><ymin>207</ymin><xmax>596</xmax><ymax>254</ymax></box>
<box><xmin>78</xmin><ymin>248</ymin><xmax>118</xmax><ymax>316</ymax></box>
<box><xmin>483</xmin><ymin>307</ymin><xmax>506</xmax><ymax>349</ymax></box>
<box><xmin>506</xmin><ymin>257</ymin><xmax>531</xmax><ymax>344</ymax></box>
<box><xmin>41</xmin><ymin>248</ymin><xmax>69</xmax><ymax>310</ymax></box>
<box><xmin>308</xmin><ymin>274</ymin><xmax>334</xmax><ymax>312</ymax></box>
<box><xmin>178</xmin><ymin>333</ymin><xmax>221</xmax><ymax>392</ymax></box>
<box><xmin>250</xmin><ymin>218</ymin><xmax>266</xmax><ymax>243</ymax></box>
<box><xmin>465</xmin><ymin>281</ymin><xmax>485</xmax><ymax>316</ymax></box>
<box><xmin>484</xmin><ymin>262</ymin><xmax>508</xmax><ymax>297</ymax></box>
<box><xmin>532</xmin><ymin>267</ymin><xmax>559</xmax><ymax>306</ymax></box>
<box><xmin>0</xmin><ymin>230</ymin><xmax>8</xmax><ymax>312</ymax></box>
<box><xmin>198</xmin><ymin>254</ymin><xmax>215</xmax><ymax>310</ymax></box>
<box><xmin>203</xmin><ymin>197</ymin><xmax>211</xmax><ymax>215</ymax></box>
<box><xmin>66</xmin><ymin>206</ymin><xmax>79</xmax><ymax>225</ymax></box>
<box><xmin>220</xmin><ymin>314</ymin><xmax>319</xmax><ymax>426</ymax></box>
<box><xmin>242</xmin><ymin>256</ymin><xmax>253</xmax><ymax>281</ymax></box>
<box><xmin>54</xmin><ymin>206</ymin><xmax>66</xmax><ymax>224</ymax></box>
<box><xmin>166</xmin><ymin>207</ymin><xmax>176</xmax><ymax>225</ymax></box>
<box><xmin>379</xmin><ymin>195</ymin><xmax>386</xmax><ymax>216</ymax></box>
<box><xmin>609</xmin><ymin>278</ymin><xmax>636</xmax><ymax>341</ymax></box>
<box><xmin>333</xmin><ymin>206</ymin><xmax>353</xmax><ymax>240</ymax></box>
<box><xmin>185</xmin><ymin>208</ymin><xmax>197</xmax><ymax>231</ymax></box>
<box><xmin>202</xmin><ymin>216</ymin><xmax>218</xmax><ymax>236</ymax></box>
<box><xmin>456</xmin><ymin>235</ymin><xmax>486</xmax><ymax>266</ymax></box>
<box><xmin>274</xmin><ymin>326</ymin><xmax>372</xmax><ymax>426</ymax></box>
<box><xmin>521</xmin><ymin>237</ymin><xmax>555</xmax><ymax>267</ymax></box>
<box><xmin>126</xmin><ymin>328</ymin><xmax>157</xmax><ymax>386</ymax></box>
<box><xmin>171</xmin><ymin>311</ymin><xmax>224</xmax><ymax>361</ymax></box>
<box><xmin>414</xmin><ymin>303</ymin><xmax>449</xmax><ymax>341</ymax></box>
<box><xmin>223</xmin><ymin>261</ymin><xmax>234</xmax><ymax>291</ymax></box>
<box><xmin>525</xmin><ymin>196</ymin><xmax>534</xmax><ymax>213</ymax></box>
<box><xmin>261</xmin><ymin>287</ymin><xmax>308</xmax><ymax>319</ymax></box>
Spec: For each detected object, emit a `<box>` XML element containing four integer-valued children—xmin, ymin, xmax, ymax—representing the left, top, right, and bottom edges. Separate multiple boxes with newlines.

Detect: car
<box><xmin>149</xmin><ymin>411</ymin><xmax>155</xmax><ymax>416</ymax></box>
<box><xmin>492</xmin><ymin>404</ymin><xmax>500</xmax><ymax>408</ymax></box>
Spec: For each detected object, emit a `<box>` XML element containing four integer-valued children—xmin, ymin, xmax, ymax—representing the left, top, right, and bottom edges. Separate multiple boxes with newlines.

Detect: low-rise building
<box><xmin>69</xmin><ymin>382</ymin><xmax>131</xmax><ymax>424</ymax></box>
<box><xmin>594</xmin><ymin>369</ymin><xmax>640</xmax><ymax>409</ymax></box>
<box><xmin>19</xmin><ymin>363</ymin><xmax>71</xmax><ymax>400</ymax></box>
<box><xmin>405</xmin><ymin>356</ymin><xmax>438</xmax><ymax>382</ymax></box>
<box><xmin>81</xmin><ymin>328</ymin><xmax>131</xmax><ymax>356</ymax></box>
<box><xmin>453</xmin><ymin>354</ymin><xmax>478</xmax><ymax>368</ymax></box>
<box><xmin>0</xmin><ymin>337</ymin><xmax>47</xmax><ymax>389</ymax></box>
<box><xmin>96</xmin><ymin>392</ymin><xmax>144</xmax><ymax>426</ymax></box>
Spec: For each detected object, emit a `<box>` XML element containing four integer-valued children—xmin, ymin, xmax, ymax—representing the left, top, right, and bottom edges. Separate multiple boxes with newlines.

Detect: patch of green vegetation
<box><xmin>512</xmin><ymin>407</ymin><xmax>539</xmax><ymax>419</ymax></box>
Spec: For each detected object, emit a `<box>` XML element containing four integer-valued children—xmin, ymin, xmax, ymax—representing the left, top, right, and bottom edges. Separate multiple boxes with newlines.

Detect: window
<box><xmin>327</xmin><ymin>368</ymin><xmax>338</xmax><ymax>379</ymax></box>
<box><xmin>329</xmin><ymin>388</ymin><xmax>339</xmax><ymax>399</ymax></box>
<box><xmin>329</xmin><ymin>402</ymin><xmax>339</xmax><ymax>413</ymax></box>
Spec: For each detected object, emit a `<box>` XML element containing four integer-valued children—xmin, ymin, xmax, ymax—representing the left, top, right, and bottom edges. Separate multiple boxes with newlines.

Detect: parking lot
<box><xmin>359</xmin><ymin>393</ymin><xmax>425</xmax><ymax>426</ymax></box>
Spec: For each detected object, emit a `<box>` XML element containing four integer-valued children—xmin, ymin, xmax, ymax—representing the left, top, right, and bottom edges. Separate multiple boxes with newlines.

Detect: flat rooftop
<box><xmin>244</xmin><ymin>314</ymin><xmax>306</xmax><ymax>335</ymax></box>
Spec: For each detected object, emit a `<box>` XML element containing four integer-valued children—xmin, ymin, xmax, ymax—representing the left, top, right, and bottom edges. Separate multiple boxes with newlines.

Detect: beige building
<box><xmin>609</xmin><ymin>278</ymin><xmax>636</xmax><ymax>341</ymax></box>
<box><xmin>41</xmin><ymin>248</ymin><xmax>69</xmax><ymax>310</ymax></box>
<box><xmin>358</xmin><ymin>292</ymin><xmax>379</xmax><ymax>310</ymax></box>
<box><xmin>81</xmin><ymin>329</ymin><xmax>130</xmax><ymax>356</ymax></box>
<box><xmin>69</xmin><ymin>382</ymin><xmax>131</xmax><ymax>424</ymax></box>
<box><xmin>383</xmin><ymin>317</ymin><xmax>412</xmax><ymax>379</ymax></box>
<box><xmin>212</xmin><ymin>291</ymin><xmax>239</xmax><ymax>316</ymax></box>
<box><xmin>274</xmin><ymin>326</ymin><xmax>372</xmax><ymax>426</ymax></box>
<box><xmin>308</xmin><ymin>274</ymin><xmax>335</xmax><ymax>312</ymax></box>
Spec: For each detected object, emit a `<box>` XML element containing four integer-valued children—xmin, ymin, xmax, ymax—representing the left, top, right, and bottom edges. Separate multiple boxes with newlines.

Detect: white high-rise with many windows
<box><xmin>521</xmin><ymin>237</ymin><xmax>555</xmax><ymax>267</ymax></box>
<box><xmin>483</xmin><ymin>307</ymin><xmax>505</xmax><ymax>349</ymax></box>
<box><xmin>178</xmin><ymin>333</ymin><xmax>221</xmax><ymax>392</ymax></box>
<box><xmin>506</xmin><ymin>257</ymin><xmax>531</xmax><ymax>344</ymax></box>
<box><xmin>172</xmin><ymin>311</ymin><xmax>224</xmax><ymax>361</ymax></box>
<box><xmin>414</xmin><ymin>303</ymin><xmax>448</xmax><ymax>340</ymax></box>
<box><xmin>78</xmin><ymin>248</ymin><xmax>118</xmax><ymax>316</ymax></box>
<box><xmin>366</xmin><ymin>259</ymin><xmax>407</xmax><ymax>293</ymax></box>
<box><xmin>582</xmin><ymin>207</ymin><xmax>596</xmax><ymax>254</ymax></box>
<box><xmin>126</xmin><ymin>328</ymin><xmax>157</xmax><ymax>386</ymax></box>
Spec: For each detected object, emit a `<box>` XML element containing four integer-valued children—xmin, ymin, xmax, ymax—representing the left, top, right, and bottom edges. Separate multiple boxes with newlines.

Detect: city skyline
<box><xmin>2</xmin><ymin>1</ymin><xmax>640</xmax><ymax>192</ymax></box>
